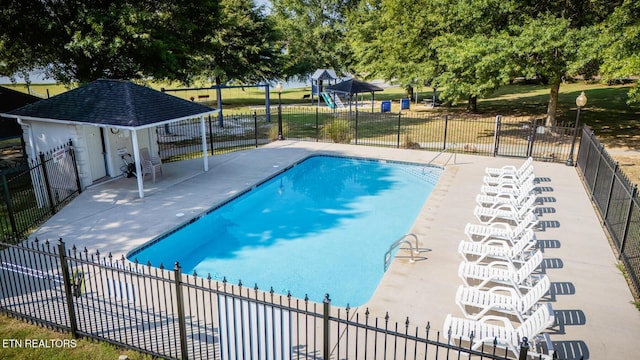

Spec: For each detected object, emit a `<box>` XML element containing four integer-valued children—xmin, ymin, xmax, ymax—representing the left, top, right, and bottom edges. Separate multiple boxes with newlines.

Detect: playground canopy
<box><xmin>324</xmin><ymin>78</ymin><xmax>384</xmax><ymax>95</ymax></box>
<box><xmin>325</xmin><ymin>78</ymin><xmax>385</xmax><ymax>112</ymax></box>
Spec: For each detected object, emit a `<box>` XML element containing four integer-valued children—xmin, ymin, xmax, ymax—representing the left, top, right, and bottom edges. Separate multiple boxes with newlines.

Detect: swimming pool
<box><xmin>129</xmin><ymin>155</ymin><xmax>442</xmax><ymax>307</ymax></box>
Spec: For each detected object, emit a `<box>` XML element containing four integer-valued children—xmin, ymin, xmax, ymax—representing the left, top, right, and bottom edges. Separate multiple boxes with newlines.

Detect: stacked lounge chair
<box><xmin>444</xmin><ymin>157</ymin><xmax>555</xmax><ymax>359</ymax></box>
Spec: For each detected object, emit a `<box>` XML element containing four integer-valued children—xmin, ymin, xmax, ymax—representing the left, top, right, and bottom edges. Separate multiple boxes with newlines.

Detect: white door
<box><xmin>84</xmin><ymin>126</ymin><xmax>107</xmax><ymax>181</ymax></box>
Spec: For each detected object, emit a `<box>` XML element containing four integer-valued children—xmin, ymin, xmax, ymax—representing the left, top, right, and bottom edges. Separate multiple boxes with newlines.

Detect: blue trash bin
<box><xmin>381</xmin><ymin>100</ymin><xmax>391</xmax><ymax>113</ymax></box>
<box><xmin>400</xmin><ymin>98</ymin><xmax>410</xmax><ymax>110</ymax></box>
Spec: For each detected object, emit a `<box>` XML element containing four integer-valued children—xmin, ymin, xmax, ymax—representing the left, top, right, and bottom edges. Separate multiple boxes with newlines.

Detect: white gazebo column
<box><xmin>131</xmin><ymin>129</ymin><xmax>144</xmax><ymax>198</ymax></box>
<box><xmin>200</xmin><ymin>115</ymin><xmax>208</xmax><ymax>172</ymax></box>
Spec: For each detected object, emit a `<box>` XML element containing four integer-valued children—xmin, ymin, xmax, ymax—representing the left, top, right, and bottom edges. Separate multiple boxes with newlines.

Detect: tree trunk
<box><xmin>405</xmin><ymin>85</ymin><xmax>414</xmax><ymax>100</ymax></box>
<box><xmin>467</xmin><ymin>95</ymin><xmax>477</xmax><ymax>113</ymax></box>
<box><xmin>545</xmin><ymin>80</ymin><xmax>561</xmax><ymax>127</ymax></box>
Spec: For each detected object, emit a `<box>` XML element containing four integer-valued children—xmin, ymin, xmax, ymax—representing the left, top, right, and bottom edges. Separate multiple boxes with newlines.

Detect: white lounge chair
<box><xmin>455</xmin><ymin>275</ymin><xmax>551</xmax><ymax>321</ymax></box>
<box><xmin>480</xmin><ymin>174</ymin><xmax>536</xmax><ymax>197</ymax></box>
<box><xmin>444</xmin><ymin>302</ymin><xmax>555</xmax><ymax>359</ymax></box>
<box><xmin>485</xmin><ymin>157</ymin><xmax>533</xmax><ymax>178</ymax></box>
<box><xmin>483</xmin><ymin>165</ymin><xmax>535</xmax><ymax>187</ymax></box>
<box><xmin>473</xmin><ymin>196</ymin><xmax>537</xmax><ymax>225</ymax></box>
<box><xmin>458</xmin><ymin>229</ymin><xmax>537</xmax><ymax>265</ymax></box>
<box><xmin>464</xmin><ymin>211</ymin><xmax>538</xmax><ymax>243</ymax></box>
<box><xmin>476</xmin><ymin>190</ymin><xmax>535</xmax><ymax>210</ymax></box>
<box><xmin>458</xmin><ymin>250</ymin><xmax>543</xmax><ymax>289</ymax></box>
<box><xmin>140</xmin><ymin>147</ymin><xmax>163</xmax><ymax>183</ymax></box>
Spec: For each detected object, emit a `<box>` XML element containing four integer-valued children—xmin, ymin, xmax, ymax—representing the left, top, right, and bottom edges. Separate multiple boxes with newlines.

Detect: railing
<box><xmin>0</xmin><ymin>238</ymin><xmax>521</xmax><ymax>360</ymax></box>
<box><xmin>576</xmin><ymin>125</ymin><xmax>640</xmax><ymax>297</ymax></box>
<box><xmin>0</xmin><ymin>140</ymin><xmax>81</xmax><ymax>243</ymax></box>
<box><xmin>156</xmin><ymin>107</ymin><xmax>579</xmax><ymax>165</ymax></box>
<box><xmin>384</xmin><ymin>234</ymin><xmax>420</xmax><ymax>272</ymax></box>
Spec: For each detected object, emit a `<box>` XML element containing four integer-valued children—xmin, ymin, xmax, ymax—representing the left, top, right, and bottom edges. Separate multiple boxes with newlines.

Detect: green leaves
<box><xmin>200</xmin><ymin>0</ymin><xmax>282</xmax><ymax>85</ymax></box>
<box><xmin>0</xmin><ymin>0</ymin><xmax>222</xmax><ymax>84</ymax></box>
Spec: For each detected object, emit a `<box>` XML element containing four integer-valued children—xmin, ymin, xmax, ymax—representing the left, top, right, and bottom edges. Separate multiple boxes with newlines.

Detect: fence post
<box><xmin>397</xmin><ymin>112</ymin><xmax>402</xmax><ymax>148</ymax></box>
<box><xmin>603</xmin><ymin>162</ymin><xmax>619</xmax><ymax>220</ymax></box>
<box><xmin>527</xmin><ymin>119</ymin><xmax>536</xmax><ymax>157</ymax></box>
<box><xmin>68</xmin><ymin>140</ymin><xmax>82</xmax><ymax>194</ymax></box>
<box><xmin>57</xmin><ymin>239</ymin><xmax>79</xmax><ymax>338</ymax></box>
<box><xmin>315</xmin><ymin>107</ymin><xmax>319</xmax><ymax>142</ymax></box>
<box><xmin>39</xmin><ymin>152</ymin><xmax>57</xmax><ymax>215</ymax></box>
<box><xmin>355</xmin><ymin>110</ymin><xmax>359</xmax><ymax>145</ymax></box>
<box><xmin>619</xmin><ymin>185</ymin><xmax>638</xmax><ymax>259</ymax></box>
<box><xmin>443</xmin><ymin>114</ymin><xmax>449</xmax><ymax>150</ymax></box>
<box><xmin>323</xmin><ymin>294</ymin><xmax>331</xmax><ymax>360</ymax></box>
<box><xmin>208</xmin><ymin>115</ymin><xmax>215</xmax><ymax>155</ymax></box>
<box><xmin>493</xmin><ymin>115</ymin><xmax>502</xmax><ymax>157</ymax></box>
<box><xmin>174</xmin><ymin>262</ymin><xmax>189</xmax><ymax>360</ymax></box>
<box><xmin>1</xmin><ymin>173</ymin><xmax>18</xmax><ymax>239</ymax></box>
<box><xmin>253</xmin><ymin>111</ymin><xmax>258</xmax><ymax>148</ymax></box>
<box><xmin>590</xmin><ymin>144</ymin><xmax>605</xmax><ymax>197</ymax></box>
<box><xmin>518</xmin><ymin>337</ymin><xmax>529</xmax><ymax>360</ymax></box>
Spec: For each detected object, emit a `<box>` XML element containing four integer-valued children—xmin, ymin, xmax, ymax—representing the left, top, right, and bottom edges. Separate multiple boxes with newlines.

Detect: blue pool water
<box><xmin>129</xmin><ymin>155</ymin><xmax>441</xmax><ymax>307</ymax></box>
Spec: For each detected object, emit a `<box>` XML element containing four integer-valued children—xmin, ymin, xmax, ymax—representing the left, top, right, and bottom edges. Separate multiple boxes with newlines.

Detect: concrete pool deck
<box><xmin>29</xmin><ymin>141</ymin><xmax>640</xmax><ymax>359</ymax></box>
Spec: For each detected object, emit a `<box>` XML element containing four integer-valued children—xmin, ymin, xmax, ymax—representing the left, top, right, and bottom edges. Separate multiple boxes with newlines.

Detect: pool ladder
<box><xmin>384</xmin><ymin>233</ymin><xmax>420</xmax><ymax>272</ymax></box>
<box><xmin>427</xmin><ymin>146</ymin><xmax>456</xmax><ymax>166</ymax></box>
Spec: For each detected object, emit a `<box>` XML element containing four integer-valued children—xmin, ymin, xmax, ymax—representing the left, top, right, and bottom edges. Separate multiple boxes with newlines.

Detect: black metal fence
<box><xmin>157</xmin><ymin>107</ymin><xmax>579</xmax><ymax>164</ymax></box>
<box><xmin>576</xmin><ymin>126</ymin><xmax>640</xmax><ymax>296</ymax></box>
<box><xmin>0</xmin><ymin>140</ymin><xmax>81</xmax><ymax>243</ymax></box>
<box><xmin>0</xmin><ymin>238</ymin><xmax>536</xmax><ymax>360</ymax></box>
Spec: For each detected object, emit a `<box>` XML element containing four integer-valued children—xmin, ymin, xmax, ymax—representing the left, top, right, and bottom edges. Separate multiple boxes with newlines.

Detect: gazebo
<box><xmin>325</xmin><ymin>78</ymin><xmax>384</xmax><ymax>112</ymax></box>
<box><xmin>1</xmin><ymin>79</ymin><xmax>218</xmax><ymax>198</ymax></box>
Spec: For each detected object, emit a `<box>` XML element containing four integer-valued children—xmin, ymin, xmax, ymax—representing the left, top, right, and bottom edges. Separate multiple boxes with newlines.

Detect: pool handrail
<box><xmin>384</xmin><ymin>233</ymin><xmax>420</xmax><ymax>272</ymax></box>
<box><xmin>427</xmin><ymin>146</ymin><xmax>456</xmax><ymax>166</ymax></box>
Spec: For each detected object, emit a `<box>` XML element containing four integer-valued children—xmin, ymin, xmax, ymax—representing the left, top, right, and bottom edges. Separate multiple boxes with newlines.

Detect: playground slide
<box><xmin>320</xmin><ymin>92</ymin><xmax>346</xmax><ymax>109</ymax></box>
<box><xmin>320</xmin><ymin>92</ymin><xmax>336</xmax><ymax>109</ymax></box>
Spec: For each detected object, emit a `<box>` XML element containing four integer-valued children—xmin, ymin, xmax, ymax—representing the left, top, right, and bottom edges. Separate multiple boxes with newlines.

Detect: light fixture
<box><xmin>576</xmin><ymin>91</ymin><xmax>587</xmax><ymax>107</ymax></box>
<box><xmin>566</xmin><ymin>91</ymin><xmax>587</xmax><ymax>166</ymax></box>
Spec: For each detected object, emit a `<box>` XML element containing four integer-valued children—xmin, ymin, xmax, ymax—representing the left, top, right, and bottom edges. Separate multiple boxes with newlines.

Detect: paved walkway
<box><xmin>29</xmin><ymin>141</ymin><xmax>640</xmax><ymax>359</ymax></box>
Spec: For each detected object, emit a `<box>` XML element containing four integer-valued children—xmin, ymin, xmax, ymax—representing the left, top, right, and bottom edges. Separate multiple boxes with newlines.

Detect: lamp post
<box><xmin>566</xmin><ymin>91</ymin><xmax>587</xmax><ymax>166</ymax></box>
<box><xmin>275</xmin><ymin>82</ymin><xmax>284</xmax><ymax>140</ymax></box>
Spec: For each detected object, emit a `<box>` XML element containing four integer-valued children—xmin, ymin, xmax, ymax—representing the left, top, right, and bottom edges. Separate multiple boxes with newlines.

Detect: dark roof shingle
<box><xmin>6</xmin><ymin>79</ymin><xmax>216</xmax><ymax>128</ymax></box>
<box><xmin>325</xmin><ymin>79</ymin><xmax>384</xmax><ymax>95</ymax></box>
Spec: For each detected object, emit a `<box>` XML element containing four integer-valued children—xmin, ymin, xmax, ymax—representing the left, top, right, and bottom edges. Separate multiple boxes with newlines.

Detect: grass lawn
<box><xmin>0</xmin><ymin>314</ymin><xmax>151</xmax><ymax>360</ymax></box>
<box><xmin>5</xmin><ymin>80</ymin><xmax>638</xmax><ymax>145</ymax></box>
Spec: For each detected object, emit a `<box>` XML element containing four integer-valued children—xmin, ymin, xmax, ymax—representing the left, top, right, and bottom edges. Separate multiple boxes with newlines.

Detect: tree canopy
<box><xmin>0</xmin><ymin>0</ymin><xmax>283</xmax><ymax>87</ymax></box>
<box><xmin>344</xmin><ymin>0</ymin><xmax>626</xmax><ymax>124</ymax></box>
<box><xmin>270</xmin><ymin>0</ymin><xmax>356</xmax><ymax>79</ymax></box>
<box><xmin>1</xmin><ymin>0</ymin><xmax>638</xmax><ymax>121</ymax></box>
<box><xmin>199</xmin><ymin>0</ymin><xmax>282</xmax><ymax>86</ymax></box>
<box><xmin>597</xmin><ymin>0</ymin><xmax>640</xmax><ymax>103</ymax></box>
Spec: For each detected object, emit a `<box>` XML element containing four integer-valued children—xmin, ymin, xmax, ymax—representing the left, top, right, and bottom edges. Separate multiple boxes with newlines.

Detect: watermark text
<box><xmin>2</xmin><ymin>338</ymin><xmax>77</xmax><ymax>349</ymax></box>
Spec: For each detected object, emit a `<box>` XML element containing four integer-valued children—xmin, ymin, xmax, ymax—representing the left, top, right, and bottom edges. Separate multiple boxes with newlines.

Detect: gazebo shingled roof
<box><xmin>6</xmin><ymin>79</ymin><xmax>216</xmax><ymax>129</ymax></box>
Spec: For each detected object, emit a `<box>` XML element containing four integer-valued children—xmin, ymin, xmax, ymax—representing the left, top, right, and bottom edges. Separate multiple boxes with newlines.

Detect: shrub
<box><xmin>403</xmin><ymin>134</ymin><xmax>421</xmax><ymax>149</ymax></box>
<box><xmin>324</xmin><ymin>119</ymin><xmax>352</xmax><ymax>143</ymax></box>
<box><xmin>268</xmin><ymin>123</ymin><xmax>289</xmax><ymax>141</ymax></box>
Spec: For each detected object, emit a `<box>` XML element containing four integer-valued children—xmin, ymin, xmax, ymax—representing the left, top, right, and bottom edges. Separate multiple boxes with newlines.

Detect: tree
<box><xmin>433</xmin><ymin>33</ymin><xmax>511</xmax><ymax>112</ymax></box>
<box><xmin>347</xmin><ymin>0</ymin><xmax>516</xmax><ymax>110</ymax></box>
<box><xmin>200</xmin><ymin>0</ymin><xmax>282</xmax><ymax>86</ymax></box>
<box><xmin>271</xmin><ymin>0</ymin><xmax>356</xmax><ymax>79</ymax></box>
<box><xmin>0</xmin><ymin>0</ymin><xmax>221</xmax><ymax>84</ymax></box>
<box><xmin>507</xmin><ymin>15</ymin><xmax>580</xmax><ymax>126</ymax></box>
<box><xmin>346</xmin><ymin>0</ymin><xmax>441</xmax><ymax>94</ymax></box>
<box><xmin>346</xmin><ymin>0</ymin><xmax>621</xmax><ymax>122</ymax></box>
<box><xmin>598</xmin><ymin>0</ymin><xmax>640</xmax><ymax>103</ymax></box>
<box><xmin>505</xmin><ymin>2</ymin><xmax>621</xmax><ymax>126</ymax></box>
